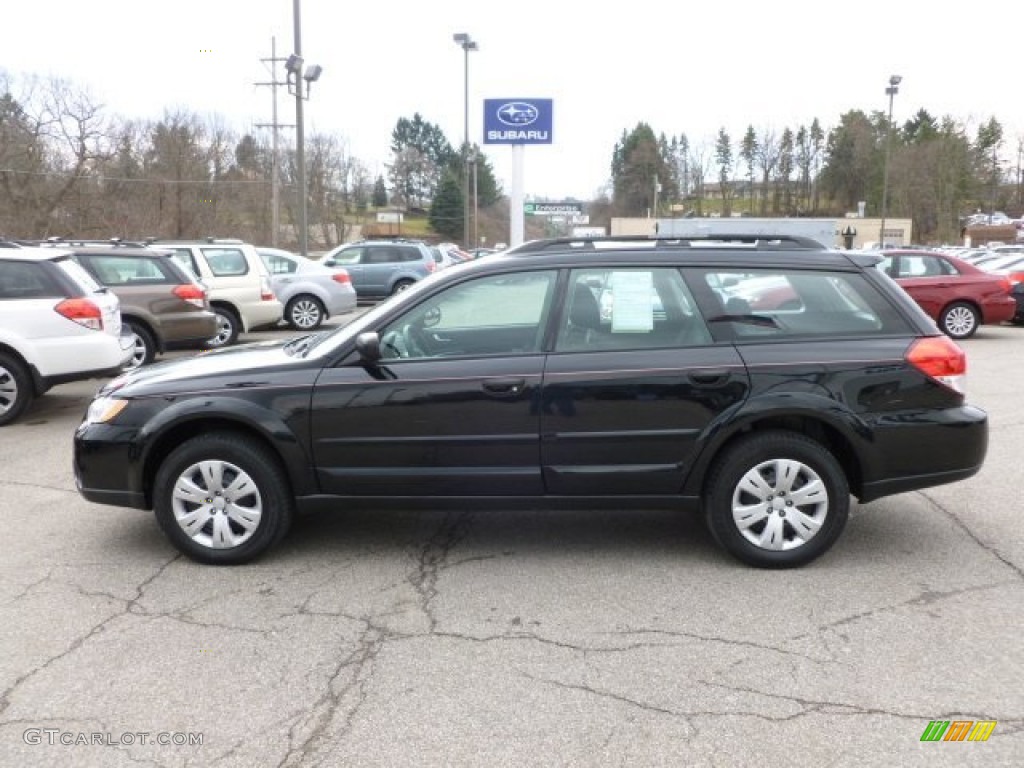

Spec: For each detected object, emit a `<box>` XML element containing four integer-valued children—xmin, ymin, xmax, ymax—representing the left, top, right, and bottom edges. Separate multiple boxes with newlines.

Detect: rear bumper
<box><xmin>858</xmin><ymin>404</ymin><xmax>988</xmax><ymax>502</ymax></box>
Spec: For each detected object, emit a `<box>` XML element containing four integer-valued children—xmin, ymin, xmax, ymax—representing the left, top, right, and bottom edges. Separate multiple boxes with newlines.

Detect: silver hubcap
<box><xmin>171</xmin><ymin>460</ymin><xmax>262</xmax><ymax>549</ymax></box>
<box><xmin>945</xmin><ymin>306</ymin><xmax>975</xmax><ymax>336</ymax></box>
<box><xmin>731</xmin><ymin>458</ymin><xmax>828</xmax><ymax>551</ymax></box>
<box><xmin>209</xmin><ymin>314</ymin><xmax>234</xmax><ymax>347</ymax></box>
<box><xmin>290</xmin><ymin>299</ymin><xmax>321</xmax><ymax>329</ymax></box>
<box><xmin>0</xmin><ymin>366</ymin><xmax>17</xmax><ymax>416</ymax></box>
<box><xmin>125</xmin><ymin>333</ymin><xmax>147</xmax><ymax>369</ymax></box>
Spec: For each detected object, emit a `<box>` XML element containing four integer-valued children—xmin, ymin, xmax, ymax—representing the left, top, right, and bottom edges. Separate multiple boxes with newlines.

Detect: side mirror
<box><xmin>355</xmin><ymin>332</ymin><xmax>381</xmax><ymax>364</ymax></box>
<box><xmin>323</xmin><ymin>259</ymin><xmax>338</xmax><ymax>268</ymax></box>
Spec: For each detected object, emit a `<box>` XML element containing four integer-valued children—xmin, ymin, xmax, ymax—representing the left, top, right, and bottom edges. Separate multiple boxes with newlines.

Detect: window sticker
<box><xmin>609</xmin><ymin>271</ymin><xmax>654</xmax><ymax>332</ymax></box>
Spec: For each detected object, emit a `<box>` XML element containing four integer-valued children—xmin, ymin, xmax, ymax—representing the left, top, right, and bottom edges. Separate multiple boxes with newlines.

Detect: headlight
<box><xmin>85</xmin><ymin>397</ymin><xmax>129</xmax><ymax>424</ymax></box>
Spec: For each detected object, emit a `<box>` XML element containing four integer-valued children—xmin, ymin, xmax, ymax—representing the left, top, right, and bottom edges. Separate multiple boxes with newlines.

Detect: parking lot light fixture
<box><xmin>453</xmin><ymin>33</ymin><xmax>478</xmax><ymax>248</ymax></box>
<box><xmin>880</xmin><ymin>74</ymin><xmax>902</xmax><ymax>247</ymax></box>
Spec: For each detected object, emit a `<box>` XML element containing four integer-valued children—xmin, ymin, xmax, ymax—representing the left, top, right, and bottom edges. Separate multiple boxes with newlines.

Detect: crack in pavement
<box><xmin>789</xmin><ymin>579</ymin><xmax>1017</xmax><ymax>641</ymax></box>
<box><xmin>0</xmin><ymin>479</ymin><xmax>78</xmax><ymax>494</ymax></box>
<box><xmin>919</xmin><ymin>490</ymin><xmax>1024</xmax><ymax>579</ymax></box>
<box><xmin>4</xmin><ymin>566</ymin><xmax>58</xmax><ymax>605</ymax></box>
<box><xmin>0</xmin><ymin>554</ymin><xmax>181</xmax><ymax>720</ymax></box>
<box><xmin>275</xmin><ymin>619</ymin><xmax>387</xmax><ymax>768</ymax></box>
<box><xmin>526</xmin><ymin>673</ymin><xmax>1024</xmax><ymax>730</ymax></box>
<box><xmin>599</xmin><ymin>627</ymin><xmax>825</xmax><ymax>663</ymax></box>
<box><xmin>407</xmin><ymin>511</ymin><xmax>474</xmax><ymax>632</ymax></box>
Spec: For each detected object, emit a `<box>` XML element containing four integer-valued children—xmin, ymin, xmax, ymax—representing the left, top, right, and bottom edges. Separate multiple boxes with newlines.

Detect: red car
<box><xmin>876</xmin><ymin>250</ymin><xmax>1016</xmax><ymax>339</ymax></box>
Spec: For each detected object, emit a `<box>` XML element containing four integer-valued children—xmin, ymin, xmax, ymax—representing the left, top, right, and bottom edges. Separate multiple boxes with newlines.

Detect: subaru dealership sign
<box><xmin>483</xmin><ymin>99</ymin><xmax>553</xmax><ymax>144</ymax></box>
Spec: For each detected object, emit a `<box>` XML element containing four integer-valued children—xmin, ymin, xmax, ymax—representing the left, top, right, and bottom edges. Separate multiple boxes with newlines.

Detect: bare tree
<box><xmin>754</xmin><ymin>128</ymin><xmax>780</xmax><ymax>215</ymax></box>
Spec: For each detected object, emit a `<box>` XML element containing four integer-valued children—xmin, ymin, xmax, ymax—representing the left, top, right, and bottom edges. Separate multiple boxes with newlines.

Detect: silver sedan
<box><xmin>257</xmin><ymin>247</ymin><xmax>358</xmax><ymax>330</ymax></box>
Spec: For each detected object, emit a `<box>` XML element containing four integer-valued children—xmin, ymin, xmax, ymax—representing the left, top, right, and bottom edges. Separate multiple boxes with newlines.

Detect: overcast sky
<box><xmin>3</xmin><ymin>1</ymin><xmax>1021</xmax><ymax>200</ymax></box>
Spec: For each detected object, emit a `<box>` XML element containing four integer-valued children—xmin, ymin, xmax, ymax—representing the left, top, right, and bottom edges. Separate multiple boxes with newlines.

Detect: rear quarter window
<box><xmin>202</xmin><ymin>248</ymin><xmax>249</xmax><ymax>276</ymax></box>
<box><xmin>0</xmin><ymin>260</ymin><xmax>62</xmax><ymax>299</ymax></box>
<box><xmin>694</xmin><ymin>269</ymin><xmax>913</xmax><ymax>340</ymax></box>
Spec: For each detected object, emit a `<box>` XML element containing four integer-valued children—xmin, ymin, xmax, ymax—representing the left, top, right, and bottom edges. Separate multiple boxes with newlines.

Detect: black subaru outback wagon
<box><xmin>74</xmin><ymin>236</ymin><xmax>988</xmax><ymax>568</ymax></box>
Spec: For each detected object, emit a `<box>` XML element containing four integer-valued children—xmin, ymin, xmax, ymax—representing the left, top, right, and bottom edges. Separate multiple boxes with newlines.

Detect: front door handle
<box><xmin>482</xmin><ymin>378</ymin><xmax>526</xmax><ymax>398</ymax></box>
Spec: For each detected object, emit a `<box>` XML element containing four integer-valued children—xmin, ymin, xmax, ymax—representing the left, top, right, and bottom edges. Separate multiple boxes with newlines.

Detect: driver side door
<box><xmin>310</xmin><ymin>270</ymin><xmax>558</xmax><ymax>496</ymax></box>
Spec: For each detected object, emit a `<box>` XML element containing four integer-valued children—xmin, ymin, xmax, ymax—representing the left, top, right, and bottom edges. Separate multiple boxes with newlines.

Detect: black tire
<box><xmin>153</xmin><ymin>432</ymin><xmax>294</xmax><ymax>565</ymax></box>
<box><xmin>703</xmin><ymin>431</ymin><xmax>849</xmax><ymax>568</ymax></box>
<box><xmin>207</xmin><ymin>306</ymin><xmax>241</xmax><ymax>348</ymax></box>
<box><xmin>285</xmin><ymin>295</ymin><xmax>325</xmax><ymax>331</ymax></box>
<box><xmin>124</xmin><ymin>320</ymin><xmax>157</xmax><ymax>369</ymax></box>
<box><xmin>939</xmin><ymin>301</ymin><xmax>980</xmax><ymax>339</ymax></box>
<box><xmin>0</xmin><ymin>352</ymin><xmax>33</xmax><ymax>427</ymax></box>
<box><xmin>391</xmin><ymin>279</ymin><xmax>414</xmax><ymax>295</ymax></box>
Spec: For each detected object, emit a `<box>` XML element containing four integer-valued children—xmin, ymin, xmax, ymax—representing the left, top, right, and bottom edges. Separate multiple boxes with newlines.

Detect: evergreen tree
<box><xmin>429</xmin><ymin>171</ymin><xmax>463</xmax><ymax>240</ymax></box>
<box><xmin>372</xmin><ymin>175</ymin><xmax>388</xmax><ymax>207</ymax></box>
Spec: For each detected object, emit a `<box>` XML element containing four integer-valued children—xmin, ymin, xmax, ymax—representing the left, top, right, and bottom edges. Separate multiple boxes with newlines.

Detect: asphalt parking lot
<box><xmin>1</xmin><ymin>318</ymin><xmax>1022</xmax><ymax>767</ymax></box>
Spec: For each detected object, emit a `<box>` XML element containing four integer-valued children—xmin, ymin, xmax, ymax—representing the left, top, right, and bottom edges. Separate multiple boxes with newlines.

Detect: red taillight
<box><xmin>906</xmin><ymin>336</ymin><xmax>966</xmax><ymax>394</ymax></box>
<box><xmin>260</xmin><ymin>276</ymin><xmax>276</xmax><ymax>301</ymax></box>
<box><xmin>173</xmin><ymin>283</ymin><xmax>207</xmax><ymax>307</ymax></box>
<box><xmin>331</xmin><ymin>270</ymin><xmax>351</xmax><ymax>285</ymax></box>
<box><xmin>1007</xmin><ymin>272</ymin><xmax>1024</xmax><ymax>288</ymax></box>
<box><xmin>55</xmin><ymin>298</ymin><xmax>103</xmax><ymax>330</ymax></box>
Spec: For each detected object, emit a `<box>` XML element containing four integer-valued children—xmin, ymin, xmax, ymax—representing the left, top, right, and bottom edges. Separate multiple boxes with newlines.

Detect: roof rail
<box><xmin>32</xmin><ymin>236</ymin><xmax>150</xmax><ymax>248</ymax></box>
<box><xmin>506</xmin><ymin>234</ymin><xmax>828</xmax><ymax>254</ymax></box>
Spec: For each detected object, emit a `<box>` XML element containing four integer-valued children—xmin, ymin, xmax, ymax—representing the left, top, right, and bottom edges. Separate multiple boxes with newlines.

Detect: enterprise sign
<box><xmin>483</xmin><ymin>99</ymin><xmax>553</xmax><ymax>145</ymax></box>
<box><xmin>524</xmin><ymin>202</ymin><xmax>583</xmax><ymax>215</ymax></box>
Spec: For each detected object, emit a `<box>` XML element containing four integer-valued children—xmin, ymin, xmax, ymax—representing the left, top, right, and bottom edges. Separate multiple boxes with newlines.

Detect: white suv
<box><xmin>0</xmin><ymin>247</ymin><xmax>133</xmax><ymax>425</ymax></box>
<box><xmin>152</xmin><ymin>239</ymin><xmax>283</xmax><ymax>347</ymax></box>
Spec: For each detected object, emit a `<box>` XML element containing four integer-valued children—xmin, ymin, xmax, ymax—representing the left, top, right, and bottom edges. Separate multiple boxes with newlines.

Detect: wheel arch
<box><xmin>208</xmin><ymin>300</ymin><xmax>245</xmax><ymax>331</ymax></box>
<box><xmin>138</xmin><ymin>404</ymin><xmax>316</xmax><ymax>508</ymax></box>
<box><xmin>121</xmin><ymin>314</ymin><xmax>163</xmax><ymax>354</ymax></box>
<box><xmin>686</xmin><ymin>407</ymin><xmax>867</xmax><ymax>502</ymax></box>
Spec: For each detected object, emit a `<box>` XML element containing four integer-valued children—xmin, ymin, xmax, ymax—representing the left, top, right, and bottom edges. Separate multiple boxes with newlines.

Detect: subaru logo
<box><xmin>496</xmin><ymin>102</ymin><xmax>539</xmax><ymax>127</ymax></box>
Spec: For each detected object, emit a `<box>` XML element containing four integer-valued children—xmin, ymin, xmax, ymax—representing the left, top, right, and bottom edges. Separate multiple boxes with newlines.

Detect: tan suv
<box><xmin>66</xmin><ymin>246</ymin><xmax>218</xmax><ymax>368</ymax></box>
<box><xmin>153</xmin><ymin>239</ymin><xmax>283</xmax><ymax>347</ymax></box>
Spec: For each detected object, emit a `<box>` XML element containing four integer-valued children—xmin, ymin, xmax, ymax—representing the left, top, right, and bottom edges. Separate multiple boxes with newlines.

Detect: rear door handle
<box><xmin>688</xmin><ymin>369</ymin><xmax>730</xmax><ymax>386</ymax></box>
<box><xmin>482</xmin><ymin>378</ymin><xmax>526</xmax><ymax>398</ymax></box>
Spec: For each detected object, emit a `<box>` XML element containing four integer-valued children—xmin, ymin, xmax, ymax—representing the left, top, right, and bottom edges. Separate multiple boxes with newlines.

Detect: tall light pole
<box><xmin>879</xmin><ymin>74</ymin><xmax>901</xmax><ymax>248</ymax></box>
<box><xmin>453</xmin><ymin>32</ymin><xmax>478</xmax><ymax>248</ymax></box>
<box><xmin>287</xmin><ymin>0</ymin><xmax>322</xmax><ymax>258</ymax></box>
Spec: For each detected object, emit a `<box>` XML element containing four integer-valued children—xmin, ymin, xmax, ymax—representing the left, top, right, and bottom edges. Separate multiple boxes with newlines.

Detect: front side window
<box><xmin>168</xmin><ymin>249</ymin><xmax>200</xmax><ymax>278</ymax></box>
<box><xmin>555</xmin><ymin>267</ymin><xmax>711</xmax><ymax>352</ymax></box>
<box><xmin>379</xmin><ymin>271</ymin><xmax>556</xmax><ymax>360</ymax></box>
<box><xmin>330</xmin><ymin>247</ymin><xmax>362</xmax><ymax>265</ymax></box>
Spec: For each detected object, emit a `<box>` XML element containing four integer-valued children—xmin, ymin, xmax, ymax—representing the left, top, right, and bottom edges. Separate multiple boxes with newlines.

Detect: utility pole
<box><xmin>254</xmin><ymin>37</ymin><xmax>293</xmax><ymax>247</ymax></box>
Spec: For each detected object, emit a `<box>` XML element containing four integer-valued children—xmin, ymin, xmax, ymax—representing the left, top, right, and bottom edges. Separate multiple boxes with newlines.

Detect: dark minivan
<box><xmin>74</xmin><ymin>236</ymin><xmax>987</xmax><ymax>568</ymax></box>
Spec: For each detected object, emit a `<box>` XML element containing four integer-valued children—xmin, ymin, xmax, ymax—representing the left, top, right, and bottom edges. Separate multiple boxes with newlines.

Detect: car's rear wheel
<box><xmin>0</xmin><ymin>352</ymin><xmax>32</xmax><ymax>427</ymax></box>
<box><xmin>703</xmin><ymin>431</ymin><xmax>849</xmax><ymax>568</ymax></box>
<box><xmin>153</xmin><ymin>433</ymin><xmax>293</xmax><ymax>564</ymax></box>
<box><xmin>286</xmin><ymin>295</ymin><xmax>325</xmax><ymax>330</ymax></box>
<box><xmin>124</xmin><ymin>321</ymin><xmax>157</xmax><ymax>369</ymax></box>
<box><xmin>391</xmin><ymin>279</ymin><xmax>414</xmax><ymax>295</ymax></box>
<box><xmin>207</xmin><ymin>306</ymin><xmax>240</xmax><ymax>348</ymax></box>
<box><xmin>940</xmin><ymin>302</ymin><xmax>979</xmax><ymax>339</ymax></box>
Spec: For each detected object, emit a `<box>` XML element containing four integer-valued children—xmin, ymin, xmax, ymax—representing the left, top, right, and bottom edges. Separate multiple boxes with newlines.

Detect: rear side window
<box><xmin>202</xmin><ymin>248</ymin><xmax>249</xmax><ymax>276</ymax></box>
<box><xmin>76</xmin><ymin>255</ymin><xmax>174</xmax><ymax>286</ymax></box>
<box><xmin>695</xmin><ymin>269</ymin><xmax>912</xmax><ymax>339</ymax></box>
<box><xmin>262</xmin><ymin>253</ymin><xmax>297</xmax><ymax>274</ymax></box>
<box><xmin>556</xmin><ymin>267</ymin><xmax>711</xmax><ymax>352</ymax></box>
<box><xmin>0</xmin><ymin>260</ymin><xmax>62</xmax><ymax>299</ymax></box>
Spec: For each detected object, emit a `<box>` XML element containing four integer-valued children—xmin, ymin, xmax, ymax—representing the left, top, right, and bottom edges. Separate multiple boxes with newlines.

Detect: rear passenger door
<box><xmin>539</xmin><ymin>267</ymin><xmax>750</xmax><ymax>495</ymax></box>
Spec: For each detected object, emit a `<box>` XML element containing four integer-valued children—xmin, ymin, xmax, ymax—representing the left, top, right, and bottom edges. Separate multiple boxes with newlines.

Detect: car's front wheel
<box><xmin>153</xmin><ymin>433</ymin><xmax>294</xmax><ymax>564</ymax></box>
<box><xmin>703</xmin><ymin>431</ymin><xmax>849</xmax><ymax>568</ymax></box>
<box><xmin>0</xmin><ymin>352</ymin><xmax>32</xmax><ymax>427</ymax></box>
<box><xmin>940</xmin><ymin>301</ymin><xmax>980</xmax><ymax>339</ymax></box>
<box><xmin>286</xmin><ymin>295</ymin><xmax>325</xmax><ymax>330</ymax></box>
<box><xmin>207</xmin><ymin>306</ymin><xmax>240</xmax><ymax>348</ymax></box>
